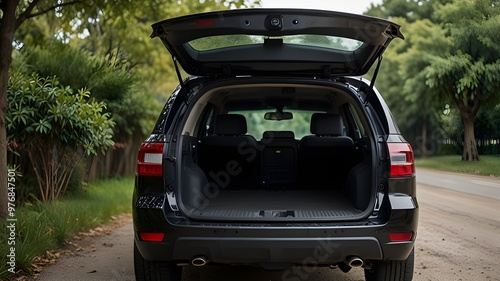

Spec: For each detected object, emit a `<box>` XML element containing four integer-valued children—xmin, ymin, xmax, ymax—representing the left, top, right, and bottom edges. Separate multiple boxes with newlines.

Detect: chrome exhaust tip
<box><xmin>346</xmin><ymin>256</ymin><xmax>364</xmax><ymax>268</ymax></box>
<box><xmin>191</xmin><ymin>256</ymin><xmax>208</xmax><ymax>267</ymax></box>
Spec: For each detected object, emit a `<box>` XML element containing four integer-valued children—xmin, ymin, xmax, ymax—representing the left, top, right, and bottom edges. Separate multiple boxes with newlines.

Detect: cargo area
<box><xmin>175</xmin><ymin>83</ymin><xmax>377</xmax><ymax>221</ymax></box>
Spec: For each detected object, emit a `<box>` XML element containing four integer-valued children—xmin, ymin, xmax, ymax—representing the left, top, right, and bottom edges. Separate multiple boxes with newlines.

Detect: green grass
<box><xmin>415</xmin><ymin>155</ymin><xmax>500</xmax><ymax>177</ymax></box>
<box><xmin>0</xmin><ymin>177</ymin><xmax>134</xmax><ymax>279</ymax></box>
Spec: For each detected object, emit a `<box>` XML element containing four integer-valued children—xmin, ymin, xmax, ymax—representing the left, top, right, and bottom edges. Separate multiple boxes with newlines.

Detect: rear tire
<box><xmin>364</xmin><ymin>247</ymin><xmax>414</xmax><ymax>281</ymax></box>
<box><xmin>134</xmin><ymin>241</ymin><xmax>182</xmax><ymax>281</ymax></box>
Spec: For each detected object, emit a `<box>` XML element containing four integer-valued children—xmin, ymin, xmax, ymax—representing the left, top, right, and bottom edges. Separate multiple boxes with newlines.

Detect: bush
<box><xmin>7</xmin><ymin>72</ymin><xmax>115</xmax><ymax>201</ymax></box>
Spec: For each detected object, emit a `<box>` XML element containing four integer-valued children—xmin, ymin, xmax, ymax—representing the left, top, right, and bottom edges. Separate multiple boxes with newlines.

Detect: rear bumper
<box><xmin>134</xmin><ymin>208</ymin><xmax>417</xmax><ymax>266</ymax></box>
<box><xmin>133</xmin><ymin>189</ymin><xmax>418</xmax><ymax>265</ymax></box>
<box><xmin>138</xmin><ymin>236</ymin><xmax>384</xmax><ymax>265</ymax></box>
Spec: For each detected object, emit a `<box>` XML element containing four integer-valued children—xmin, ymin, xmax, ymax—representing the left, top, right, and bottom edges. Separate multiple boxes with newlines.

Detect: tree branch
<box><xmin>16</xmin><ymin>0</ymin><xmax>84</xmax><ymax>29</ymax></box>
<box><xmin>15</xmin><ymin>0</ymin><xmax>41</xmax><ymax>28</ymax></box>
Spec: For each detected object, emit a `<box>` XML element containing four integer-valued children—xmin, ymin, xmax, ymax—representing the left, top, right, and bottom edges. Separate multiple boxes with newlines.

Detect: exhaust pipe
<box><xmin>191</xmin><ymin>256</ymin><xmax>209</xmax><ymax>267</ymax></box>
<box><xmin>346</xmin><ymin>256</ymin><xmax>364</xmax><ymax>268</ymax></box>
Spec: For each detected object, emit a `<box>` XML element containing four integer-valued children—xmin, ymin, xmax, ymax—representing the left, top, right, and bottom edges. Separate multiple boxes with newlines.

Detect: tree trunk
<box><xmin>456</xmin><ymin>90</ymin><xmax>480</xmax><ymax>162</ymax></box>
<box><xmin>461</xmin><ymin>116</ymin><xmax>479</xmax><ymax>161</ymax></box>
<box><xmin>450</xmin><ymin>84</ymin><xmax>480</xmax><ymax>161</ymax></box>
<box><xmin>0</xmin><ymin>0</ymin><xmax>21</xmax><ymax>219</ymax></box>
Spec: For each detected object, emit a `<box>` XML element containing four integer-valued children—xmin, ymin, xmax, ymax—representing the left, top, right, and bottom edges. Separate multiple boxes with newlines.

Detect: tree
<box><xmin>1</xmin><ymin>0</ymin><xmax>77</xmax><ymax>219</ymax></box>
<box><xmin>1</xmin><ymin>0</ymin><xmax>258</xmax><ymax>217</ymax></box>
<box><xmin>366</xmin><ymin>0</ymin><xmax>500</xmax><ymax>160</ymax></box>
<box><xmin>424</xmin><ymin>0</ymin><xmax>500</xmax><ymax>161</ymax></box>
<box><xmin>1</xmin><ymin>0</ymin><xmax>111</xmax><ymax>218</ymax></box>
<box><xmin>365</xmin><ymin>1</ymin><xmax>450</xmax><ymax>157</ymax></box>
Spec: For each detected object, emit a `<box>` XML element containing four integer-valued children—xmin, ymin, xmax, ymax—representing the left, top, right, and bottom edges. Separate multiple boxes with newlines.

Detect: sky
<box><xmin>259</xmin><ymin>0</ymin><xmax>383</xmax><ymax>15</ymax></box>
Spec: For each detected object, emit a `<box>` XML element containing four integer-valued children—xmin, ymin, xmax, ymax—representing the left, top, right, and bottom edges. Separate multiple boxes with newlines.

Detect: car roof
<box><xmin>151</xmin><ymin>8</ymin><xmax>404</xmax><ymax>78</ymax></box>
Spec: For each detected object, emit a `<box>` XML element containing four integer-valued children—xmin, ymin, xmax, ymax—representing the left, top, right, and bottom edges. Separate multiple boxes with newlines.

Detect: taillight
<box><xmin>389</xmin><ymin>231</ymin><xmax>413</xmax><ymax>242</ymax></box>
<box><xmin>388</xmin><ymin>143</ymin><xmax>415</xmax><ymax>177</ymax></box>
<box><xmin>136</xmin><ymin>142</ymin><xmax>164</xmax><ymax>177</ymax></box>
<box><xmin>139</xmin><ymin>232</ymin><xmax>165</xmax><ymax>242</ymax></box>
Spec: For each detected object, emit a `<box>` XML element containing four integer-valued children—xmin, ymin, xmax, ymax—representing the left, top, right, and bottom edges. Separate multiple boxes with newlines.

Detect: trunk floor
<box><xmin>190</xmin><ymin>189</ymin><xmax>363</xmax><ymax>220</ymax></box>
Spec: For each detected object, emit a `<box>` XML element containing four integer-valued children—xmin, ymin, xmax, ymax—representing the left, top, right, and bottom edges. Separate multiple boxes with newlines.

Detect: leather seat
<box><xmin>298</xmin><ymin>113</ymin><xmax>355</xmax><ymax>189</ymax></box>
<box><xmin>198</xmin><ymin>114</ymin><xmax>260</xmax><ymax>190</ymax></box>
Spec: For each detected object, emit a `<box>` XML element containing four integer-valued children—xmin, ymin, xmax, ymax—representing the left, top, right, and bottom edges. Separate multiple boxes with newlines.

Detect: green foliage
<box><xmin>423</xmin><ymin>0</ymin><xmax>500</xmax><ymax>160</ymax></box>
<box><xmin>2</xmin><ymin>210</ymin><xmax>56</xmax><ymax>276</ymax></box>
<box><xmin>441</xmin><ymin>103</ymin><xmax>500</xmax><ymax>153</ymax></box>
<box><xmin>7</xmin><ymin>71</ymin><xmax>115</xmax><ymax>200</ymax></box>
<box><xmin>7</xmin><ymin>72</ymin><xmax>115</xmax><ymax>155</ymax></box>
<box><xmin>21</xmin><ymin>42</ymin><xmax>97</xmax><ymax>90</ymax></box>
<box><xmin>426</xmin><ymin>0</ymin><xmax>500</xmax><ymax>99</ymax></box>
<box><xmin>243</xmin><ymin>110</ymin><xmax>312</xmax><ymax>139</ymax></box>
<box><xmin>0</xmin><ymin>177</ymin><xmax>133</xmax><ymax>279</ymax></box>
<box><xmin>13</xmin><ymin>0</ymin><xmax>261</xmax><ymax>139</ymax></box>
<box><xmin>367</xmin><ymin>0</ymin><xmax>500</xmax><ymax>160</ymax></box>
<box><xmin>49</xmin><ymin>0</ymin><xmax>260</xmax><ymax>96</ymax></box>
<box><xmin>19</xmin><ymin>41</ymin><xmax>160</xmax><ymax>139</ymax></box>
<box><xmin>21</xmin><ymin>41</ymin><xmax>136</xmax><ymax>105</ymax></box>
<box><xmin>366</xmin><ymin>0</ymin><xmax>453</xmax><ymax>21</ymax></box>
<box><xmin>425</xmin><ymin>52</ymin><xmax>500</xmax><ymax>102</ymax></box>
<box><xmin>440</xmin><ymin>106</ymin><xmax>462</xmax><ymax>138</ymax></box>
<box><xmin>476</xmin><ymin>104</ymin><xmax>500</xmax><ymax>137</ymax></box>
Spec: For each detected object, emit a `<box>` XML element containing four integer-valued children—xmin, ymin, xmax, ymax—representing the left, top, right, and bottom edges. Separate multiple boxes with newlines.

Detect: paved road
<box><xmin>31</xmin><ymin>169</ymin><xmax>500</xmax><ymax>281</ymax></box>
<box><xmin>416</xmin><ymin>168</ymin><xmax>500</xmax><ymax>200</ymax></box>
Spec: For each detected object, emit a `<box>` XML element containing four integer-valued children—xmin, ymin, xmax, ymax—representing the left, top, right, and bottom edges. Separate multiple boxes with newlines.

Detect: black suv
<box><xmin>133</xmin><ymin>8</ymin><xmax>418</xmax><ymax>281</ymax></box>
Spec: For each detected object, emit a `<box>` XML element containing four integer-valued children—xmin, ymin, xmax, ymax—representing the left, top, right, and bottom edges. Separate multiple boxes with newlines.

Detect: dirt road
<box><xmin>30</xmin><ymin>169</ymin><xmax>500</xmax><ymax>281</ymax></box>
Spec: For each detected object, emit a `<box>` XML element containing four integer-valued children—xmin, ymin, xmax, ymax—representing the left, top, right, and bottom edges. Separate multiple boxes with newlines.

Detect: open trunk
<box><xmin>174</xmin><ymin>82</ymin><xmax>378</xmax><ymax>222</ymax></box>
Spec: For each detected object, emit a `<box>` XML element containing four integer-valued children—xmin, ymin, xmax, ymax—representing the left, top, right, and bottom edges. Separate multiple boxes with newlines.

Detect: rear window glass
<box><xmin>228</xmin><ymin>109</ymin><xmax>347</xmax><ymax>140</ymax></box>
<box><xmin>189</xmin><ymin>34</ymin><xmax>363</xmax><ymax>52</ymax></box>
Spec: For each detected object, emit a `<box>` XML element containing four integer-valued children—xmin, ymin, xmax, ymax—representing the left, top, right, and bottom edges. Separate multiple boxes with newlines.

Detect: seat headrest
<box><xmin>215</xmin><ymin>114</ymin><xmax>247</xmax><ymax>135</ymax></box>
<box><xmin>310</xmin><ymin>113</ymin><xmax>343</xmax><ymax>136</ymax></box>
<box><xmin>262</xmin><ymin>131</ymin><xmax>295</xmax><ymax>139</ymax></box>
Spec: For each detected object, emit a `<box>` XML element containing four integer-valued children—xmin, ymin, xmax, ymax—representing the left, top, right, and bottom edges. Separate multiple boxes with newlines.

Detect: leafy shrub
<box><xmin>7</xmin><ymin>72</ymin><xmax>115</xmax><ymax>201</ymax></box>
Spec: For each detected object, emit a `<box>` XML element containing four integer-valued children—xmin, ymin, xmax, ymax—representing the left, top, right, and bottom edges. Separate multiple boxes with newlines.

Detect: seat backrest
<box><xmin>214</xmin><ymin>114</ymin><xmax>248</xmax><ymax>136</ymax></box>
<box><xmin>299</xmin><ymin>113</ymin><xmax>354</xmax><ymax>147</ymax></box>
<box><xmin>198</xmin><ymin>114</ymin><xmax>260</xmax><ymax>190</ymax></box>
<box><xmin>261</xmin><ymin>131</ymin><xmax>298</xmax><ymax>188</ymax></box>
<box><xmin>298</xmin><ymin>113</ymin><xmax>355</xmax><ymax>189</ymax></box>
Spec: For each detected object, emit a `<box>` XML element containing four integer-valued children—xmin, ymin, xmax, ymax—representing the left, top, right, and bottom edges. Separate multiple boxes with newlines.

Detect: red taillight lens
<box><xmin>388</xmin><ymin>143</ymin><xmax>415</xmax><ymax>177</ymax></box>
<box><xmin>389</xmin><ymin>232</ymin><xmax>413</xmax><ymax>242</ymax></box>
<box><xmin>136</xmin><ymin>142</ymin><xmax>164</xmax><ymax>177</ymax></box>
<box><xmin>139</xmin><ymin>232</ymin><xmax>165</xmax><ymax>242</ymax></box>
